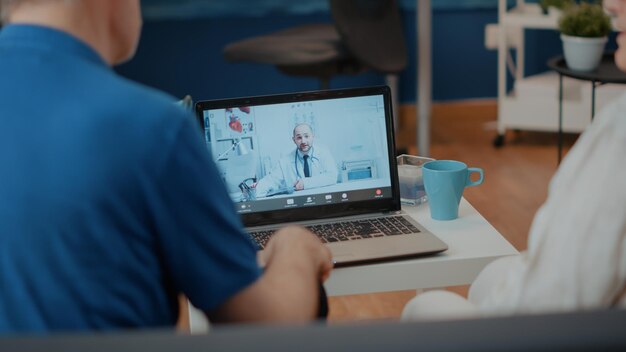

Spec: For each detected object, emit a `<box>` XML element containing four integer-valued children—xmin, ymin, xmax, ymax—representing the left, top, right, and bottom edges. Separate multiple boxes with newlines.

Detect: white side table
<box><xmin>189</xmin><ymin>198</ymin><xmax>518</xmax><ymax>332</ymax></box>
<box><xmin>326</xmin><ymin>198</ymin><xmax>519</xmax><ymax>295</ymax></box>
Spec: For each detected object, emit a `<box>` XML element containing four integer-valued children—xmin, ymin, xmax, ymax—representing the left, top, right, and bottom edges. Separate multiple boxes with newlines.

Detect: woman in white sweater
<box><xmin>403</xmin><ymin>0</ymin><xmax>626</xmax><ymax>320</ymax></box>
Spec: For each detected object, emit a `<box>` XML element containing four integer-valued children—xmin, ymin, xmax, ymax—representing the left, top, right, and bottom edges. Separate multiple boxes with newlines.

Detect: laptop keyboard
<box><xmin>249</xmin><ymin>216</ymin><xmax>421</xmax><ymax>249</ymax></box>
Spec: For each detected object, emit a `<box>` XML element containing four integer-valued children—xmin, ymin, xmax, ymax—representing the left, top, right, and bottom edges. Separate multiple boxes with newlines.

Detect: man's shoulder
<box><xmin>66</xmin><ymin>71</ymin><xmax>197</xmax><ymax>162</ymax></box>
<box><xmin>84</xmin><ymin>72</ymin><xmax>194</xmax><ymax>137</ymax></box>
<box><xmin>105</xmin><ymin>74</ymin><xmax>187</xmax><ymax>118</ymax></box>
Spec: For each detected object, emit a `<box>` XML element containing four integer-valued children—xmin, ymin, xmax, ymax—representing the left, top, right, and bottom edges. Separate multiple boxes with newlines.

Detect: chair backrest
<box><xmin>330</xmin><ymin>0</ymin><xmax>407</xmax><ymax>73</ymax></box>
<box><xmin>4</xmin><ymin>310</ymin><xmax>626</xmax><ymax>352</ymax></box>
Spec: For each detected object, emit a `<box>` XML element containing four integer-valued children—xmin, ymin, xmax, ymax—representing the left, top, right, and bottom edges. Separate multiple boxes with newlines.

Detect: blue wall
<box><xmin>116</xmin><ymin>2</ymin><xmax>610</xmax><ymax>103</ymax></box>
<box><xmin>140</xmin><ymin>0</ymin><xmax>511</xmax><ymax>19</ymax></box>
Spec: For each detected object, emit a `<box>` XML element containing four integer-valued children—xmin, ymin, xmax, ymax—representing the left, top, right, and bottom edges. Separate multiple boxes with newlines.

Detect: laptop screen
<box><xmin>196</xmin><ymin>86</ymin><xmax>400</xmax><ymax>226</ymax></box>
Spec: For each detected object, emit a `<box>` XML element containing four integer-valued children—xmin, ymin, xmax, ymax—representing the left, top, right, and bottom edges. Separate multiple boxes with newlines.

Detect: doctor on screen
<box><xmin>254</xmin><ymin>123</ymin><xmax>338</xmax><ymax>197</ymax></box>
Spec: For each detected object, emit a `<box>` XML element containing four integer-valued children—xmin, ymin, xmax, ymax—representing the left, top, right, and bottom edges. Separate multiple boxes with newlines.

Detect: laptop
<box><xmin>195</xmin><ymin>86</ymin><xmax>447</xmax><ymax>266</ymax></box>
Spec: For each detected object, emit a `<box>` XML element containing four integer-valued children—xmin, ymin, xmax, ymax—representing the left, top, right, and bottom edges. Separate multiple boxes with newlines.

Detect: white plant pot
<box><xmin>561</xmin><ymin>34</ymin><xmax>607</xmax><ymax>72</ymax></box>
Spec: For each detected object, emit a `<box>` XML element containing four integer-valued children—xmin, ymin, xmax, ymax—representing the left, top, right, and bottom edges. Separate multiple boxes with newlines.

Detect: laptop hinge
<box><xmin>383</xmin><ymin>210</ymin><xmax>403</xmax><ymax>215</ymax></box>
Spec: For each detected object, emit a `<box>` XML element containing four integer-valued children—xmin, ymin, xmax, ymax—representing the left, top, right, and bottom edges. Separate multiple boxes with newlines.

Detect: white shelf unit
<box><xmin>495</xmin><ymin>0</ymin><xmax>625</xmax><ymax>144</ymax></box>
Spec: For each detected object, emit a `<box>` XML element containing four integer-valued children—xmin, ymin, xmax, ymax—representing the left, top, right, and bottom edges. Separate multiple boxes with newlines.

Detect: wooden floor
<box><xmin>327</xmin><ymin>100</ymin><xmax>579</xmax><ymax>323</ymax></box>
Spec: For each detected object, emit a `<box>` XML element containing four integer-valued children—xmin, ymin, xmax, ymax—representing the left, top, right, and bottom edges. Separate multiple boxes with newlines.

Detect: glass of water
<box><xmin>396</xmin><ymin>154</ymin><xmax>435</xmax><ymax>206</ymax></box>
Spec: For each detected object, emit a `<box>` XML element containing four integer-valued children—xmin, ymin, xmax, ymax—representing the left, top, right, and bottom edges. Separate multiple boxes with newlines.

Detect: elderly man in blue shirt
<box><xmin>0</xmin><ymin>0</ymin><xmax>332</xmax><ymax>332</ymax></box>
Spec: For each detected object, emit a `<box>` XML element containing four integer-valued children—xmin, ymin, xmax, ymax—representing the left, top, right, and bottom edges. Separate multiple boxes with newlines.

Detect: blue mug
<box><xmin>422</xmin><ymin>160</ymin><xmax>484</xmax><ymax>221</ymax></box>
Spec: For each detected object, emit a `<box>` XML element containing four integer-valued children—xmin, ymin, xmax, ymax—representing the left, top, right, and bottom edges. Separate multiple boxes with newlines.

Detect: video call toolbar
<box><xmin>236</xmin><ymin>187</ymin><xmax>392</xmax><ymax>213</ymax></box>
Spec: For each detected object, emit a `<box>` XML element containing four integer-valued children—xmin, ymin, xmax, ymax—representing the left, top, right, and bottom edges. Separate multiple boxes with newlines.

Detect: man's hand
<box><xmin>294</xmin><ymin>179</ymin><xmax>305</xmax><ymax>191</ymax></box>
<box><xmin>207</xmin><ymin>226</ymin><xmax>333</xmax><ymax>323</ymax></box>
<box><xmin>260</xmin><ymin>226</ymin><xmax>332</xmax><ymax>282</ymax></box>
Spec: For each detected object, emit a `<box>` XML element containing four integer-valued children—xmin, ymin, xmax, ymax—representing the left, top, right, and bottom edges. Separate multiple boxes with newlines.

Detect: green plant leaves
<box><xmin>558</xmin><ymin>3</ymin><xmax>612</xmax><ymax>38</ymax></box>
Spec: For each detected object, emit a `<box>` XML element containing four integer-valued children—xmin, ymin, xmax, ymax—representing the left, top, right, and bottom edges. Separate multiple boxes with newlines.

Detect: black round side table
<box><xmin>547</xmin><ymin>53</ymin><xmax>626</xmax><ymax>163</ymax></box>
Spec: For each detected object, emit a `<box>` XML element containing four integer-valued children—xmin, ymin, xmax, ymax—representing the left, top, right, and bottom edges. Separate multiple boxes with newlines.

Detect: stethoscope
<box><xmin>294</xmin><ymin>150</ymin><xmax>319</xmax><ymax>179</ymax></box>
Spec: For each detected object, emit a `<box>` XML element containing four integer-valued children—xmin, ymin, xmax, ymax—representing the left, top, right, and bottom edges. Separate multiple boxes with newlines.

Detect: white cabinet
<box><xmin>494</xmin><ymin>0</ymin><xmax>625</xmax><ymax>146</ymax></box>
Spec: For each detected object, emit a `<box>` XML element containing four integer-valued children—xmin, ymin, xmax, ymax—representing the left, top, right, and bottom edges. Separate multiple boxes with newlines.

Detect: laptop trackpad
<box><xmin>332</xmin><ymin>252</ymin><xmax>357</xmax><ymax>263</ymax></box>
<box><xmin>328</xmin><ymin>234</ymin><xmax>445</xmax><ymax>265</ymax></box>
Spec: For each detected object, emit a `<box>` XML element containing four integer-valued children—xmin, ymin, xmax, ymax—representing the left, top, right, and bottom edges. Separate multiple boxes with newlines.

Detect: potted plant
<box><xmin>559</xmin><ymin>2</ymin><xmax>612</xmax><ymax>71</ymax></box>
<box><xmin>540</xmin><ymin>0</ymin><xmax>573</xmax><ymax>16</ymax></box>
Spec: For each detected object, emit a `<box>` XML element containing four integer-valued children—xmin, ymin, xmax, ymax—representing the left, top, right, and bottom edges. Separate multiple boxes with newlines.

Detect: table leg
<box><xmin>558</xmin><ymin>73</ymin><xmax>563</xmax><ymax>164</ymax></box>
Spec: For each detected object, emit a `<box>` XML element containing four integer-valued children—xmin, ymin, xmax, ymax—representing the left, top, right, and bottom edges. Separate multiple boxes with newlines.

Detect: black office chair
<box><xmin>223</xmin><ymin>0</ymin><xmax>407</xmax><ymax>121</ymax></box>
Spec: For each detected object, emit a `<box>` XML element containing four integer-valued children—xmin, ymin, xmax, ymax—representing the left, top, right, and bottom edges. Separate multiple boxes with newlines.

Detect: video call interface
<box><xmin>202</xmin><ymin>94</ymin><xmax>393</xmax><ymax>214</ymax></box>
